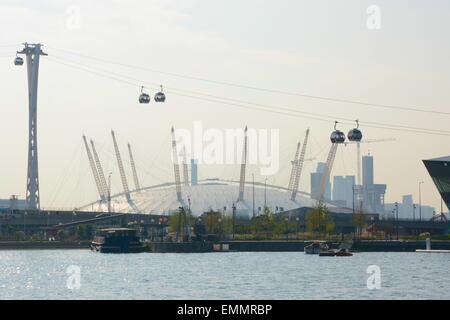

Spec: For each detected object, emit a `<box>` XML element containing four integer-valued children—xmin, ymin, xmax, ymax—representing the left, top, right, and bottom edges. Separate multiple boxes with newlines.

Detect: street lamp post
<box><xmin>295</xmin><ymin>217</ymin><xmax>299</xmax><ymax>240</ymax></box>
<box><xmin>264</xmin><ymin>179</ymin><xmax>267</xmax><ymax>209</ymax></box>
<box><xmin>151</xmin><ymin>218</ymin><xmax>155</xmax><ymax>241</ymax></box>
<box><xmin>107</xmin><ymin>172</ymin><xmax>112</xmax><ymax>213</ymax></box>
<box><xmin>395</xmin><ymin>202</ymin><xmax>399</xmax><ymax>240</ymax></box>
<box><xmin>218</xmin><ymin>218</ymin><xmax>222</xmax><ymax>240</ymax></box>
<box><xmin>23</xmin><ymin>211</ymin><xmax>27</xmax><ymax>235</ymax></box>
<box><xmin>252</xmin><ymin>173</ymin><xmax>255</xmax><ymax>218</ymax></box>
<box><xmin>232</xmin><ymin>203</ymin><xmax>236</xmax><ymax>241</ymax></box>
<box><xmin>419</xmin><ymin>181</ymin><xmax>424</xmax><ymax>222</ymax></box>
<box><xmin>285</xmin><ymin>217</ymin><xmax>289</xmax><ymax>241</ymax></box>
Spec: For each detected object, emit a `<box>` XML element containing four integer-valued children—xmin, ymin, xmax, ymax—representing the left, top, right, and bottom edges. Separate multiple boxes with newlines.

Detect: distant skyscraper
<box><xmin>361</xmin><ymin>154</ymin><xmax>386</xmax><ymax>214</ymax></box>
<box><xmin>333</xmin><ymin>176</ymin><xmax>355</xmax><ymax>208</ymax></box>
<box><xmin>311</xmin><ymin>162</ymin><xmax>331</xmax><ymax>201</ymax></box>
<box><xmin>401</xmin><ymin>195</ymin><xmax>414</xmax><ymax>219</ymax></box>
<box><xmin>362</xmin><ymin>155</ymin><xmax>374</xmax><ymax>186</ymax></box>
<box><xmin>191</xmin><ymin>159</ymin><xmax>198</xmax><ymax>186</ymax></box>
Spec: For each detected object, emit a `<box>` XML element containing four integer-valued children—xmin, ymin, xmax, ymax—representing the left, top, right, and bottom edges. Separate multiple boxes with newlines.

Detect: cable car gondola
<box><xmin>139</xmin><ymin>86</ymin><xmax>150</xmax><ymax>104</ymax></box>
<box><xmin>14</xmin><ymin>56</ymin><xmax>23</xmax><ymax>66</ymax></box>
<box><xmin>330</xmin><ymin>121</ymin><xmax>346</xmax><ymax>144</ymax></box>
<box><xmin>154</xmin><ymin>85</ymin><xmax>166</xmax><ymax>103</ymax></box>
<box><xmin>347</xmin><ymin>120</ymin><xmax>362</xmax><ymax>142</ymax></box>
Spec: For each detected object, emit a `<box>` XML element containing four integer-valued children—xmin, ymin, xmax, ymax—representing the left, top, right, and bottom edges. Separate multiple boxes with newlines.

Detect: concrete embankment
<box><xmin>148</xmin><ymin>241</ymin><xmax>307</xmax><ymax>253</ymax></box>
<box><xmin>148</xmin><ymin>240</ymin><xmax>450</xmax><ymax>253</ymax></box>
<box><xmin>0</xmin><ymin>241</ymin><xmax>90</xmax><ymax>250</ymax></box>
<box><xmin>352</xmin><ymin>240</ymin><xmax>450</xmax><ymax>252</ymax></box>
<box><xmin>2</xmin><ymin>239</ymin><xmax>450</xmax><ymax>252</ymax></box>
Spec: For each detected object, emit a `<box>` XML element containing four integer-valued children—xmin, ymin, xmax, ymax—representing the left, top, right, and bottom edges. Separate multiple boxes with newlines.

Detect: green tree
<box><xmin>168</xmin><ymin>207</ymin><xmax>194</xmax><ymax>236</ymax></box>
<box><xmin>14</xmin><ymin>231</ymin><xmax>26</xmax><ymax>241</ymax></box>
<box><xmin>352</xmin><ymin>205</ymin><xmax>367</xmax><ymax>238</ymax></box>
<box><xmin>85</xmin><ymin>224</ymin><xmax>94</xmax><ymax>240</ymax></box>
<box><xmin>251</xmin><ymin>208</ymin><xmax>276</xmax><ymax>238</ymax></box>
<box><xmin>202</xmin><ymin>210</ymin><xmax>222</xmax><ymax>234</ymax></box>
<box><xmin>76</xmin><ymin>225</ymin><xmax>86</xmax><ymax>240</ymax></box>
<box><xmin>58</xmin><ymin>229</ymin><xmax>68</xmax><ymax>241</ymax></box>
<box><xmin>306</xmin><ymin>201</ymin><xmax>334</xmax><ymax>237</ymax></box>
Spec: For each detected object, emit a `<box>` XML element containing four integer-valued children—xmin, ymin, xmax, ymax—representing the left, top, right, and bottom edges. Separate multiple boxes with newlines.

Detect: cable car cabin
<box><xmin>14</xmin><ymin>56</ymin><xmax>24</xmax><ymax>66</ymax></box>
<box><xmin>347</xmin><ymin>128</ymin><xmax>362</xmax><ymax>142</ymax></box>
<box><xmin>154</xmin><ymin>91</ymin><xmax>166</xmax><ymax>103</ymax></box>
<box><xmin>139</xmin><ymin>93</ymin><xmax>151</xmax><ymax>104</ymax></box>
<box><xmin>330</xmin><ymin>130</ymin><xmax>346</xmax><ymax>144</ymax></box>
<box><xmin>91</xmin><ymin>228</ymin><xmax>147</xmax><ymax>253</ymax></box>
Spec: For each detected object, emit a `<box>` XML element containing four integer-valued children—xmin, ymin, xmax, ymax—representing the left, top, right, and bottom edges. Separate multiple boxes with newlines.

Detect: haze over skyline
<box><xmin>1</xmin><ymin>0</ymin><xmax>450</xmax><ymax>212</ymax></box>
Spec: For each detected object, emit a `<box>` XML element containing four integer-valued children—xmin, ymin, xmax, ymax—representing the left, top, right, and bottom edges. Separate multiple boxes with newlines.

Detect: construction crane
<box><xmin>290</xmin><ymin>129</ymin><xmax>310</xmax><ymax>201</ymax></box>
<box><xmin>82</xmin><ymin>135</ymin><xmax>106</xmax><ymax>203</ymax></box>
<box><xmin>111</xmin><ymin>130</ymin><xmax>131</xmax><ymax>202</ymax></box>
<box><xmin>171</xmin><ymin>126</ymin><xmax>183</xmax><ymax>202</ymax></box>
<box><xmin>127</xmin><ymin>143</ymin><xmax>141</xmax><ymax>192</ymax></box>
<box><xmin>182</xmin><ymin>146</ymin><xmax>189</xmax><ymax>187</ymax></box>
<box><xmin>238</xmin><ymin>126</ymin><xmax>248</xmax><ymax>202</ymax></box>
<box><xmin>90</xmin><ymin>139</ymin><xmax>108</xmax><ymax>201</ymax></box>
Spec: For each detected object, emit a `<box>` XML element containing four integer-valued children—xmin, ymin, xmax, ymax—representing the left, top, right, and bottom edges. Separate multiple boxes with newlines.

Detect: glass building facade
<box><xmin>423</xmin><ymin>156</ymin><xmax>450</xmax><ymax>211</ymax></box>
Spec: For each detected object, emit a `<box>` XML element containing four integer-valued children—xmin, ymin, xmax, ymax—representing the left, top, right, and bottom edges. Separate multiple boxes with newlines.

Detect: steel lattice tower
<box><xmin>17</xmin><ymin>43</ymin><xmax>47</xmax><ymax>210</ymax></box>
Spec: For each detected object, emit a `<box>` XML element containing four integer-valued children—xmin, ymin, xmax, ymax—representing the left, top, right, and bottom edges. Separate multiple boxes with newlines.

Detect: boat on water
<box><xmin>335</xmin><ymin>248</ymin><xmax>353</xmax><ymax>256</ymax></box>
<box><xmin>91</xmin><ymin>228</ymin><xmax>148</xmax><ymax>253</ymax></box>
<box><xmin>319</xmin><ymin>248</ymin><xmax>353</xmax><ymax>257</ymax></box>
<box><xmin>305</xmin><ymin>241</ymin><xmax>329</xmax><ymax>254</ymax></box>
<box><xmin>319</xmin><ymin>249</ymin><xmax>336</xmax><ymax>257</ymax></box>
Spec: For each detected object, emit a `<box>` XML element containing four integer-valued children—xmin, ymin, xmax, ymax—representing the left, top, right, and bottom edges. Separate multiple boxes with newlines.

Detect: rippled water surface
<box><xmin>0</xmin><ymin>250</ymin><xmax>449</xmax><ymax>299</ymax></box>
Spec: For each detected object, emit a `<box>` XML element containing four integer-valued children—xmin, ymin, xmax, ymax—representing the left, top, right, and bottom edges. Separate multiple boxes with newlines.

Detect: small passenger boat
<box><xmin>305</xmin><ymin>241</ymin><xmax>329</xmax><ymax>254</ymax></box>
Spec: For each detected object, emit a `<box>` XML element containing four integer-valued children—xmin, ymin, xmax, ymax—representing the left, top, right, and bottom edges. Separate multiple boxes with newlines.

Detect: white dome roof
<box><xmin>80</xmin><ymin>179</ymin><xmax>336</xmax><ymax>219</ymax></box>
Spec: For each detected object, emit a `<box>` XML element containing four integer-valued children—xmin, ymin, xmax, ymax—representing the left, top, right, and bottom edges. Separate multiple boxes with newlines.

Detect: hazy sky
<box><xmin>1</xmin><ymin>0</ymin><xmax>450</xmax><ymax>212</ymax></box>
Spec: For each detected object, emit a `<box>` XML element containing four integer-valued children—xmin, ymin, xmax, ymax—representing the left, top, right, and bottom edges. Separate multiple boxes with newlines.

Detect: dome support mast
<box><xmin>128</xmin><ymin>143</ymin><xmax>141</xmax><ymax>192</ymax></box>
<box><xmin>238</xmin><ymin>126</ymin><xmax>248</xmax><ymax>202</ymax></box>
<box><xmin>291</xmin><ymin>129</ymin><xmax>310</xmax><ymax>201</ymax></box>
<box><xmin>171</xmin><ymin>127</ymin><xmax>183</xmax><ymax>202</ymax></box>
<box><xmin>91</xmin><ymin>139</ymin><xmax>109</xmax><ymax>201</ymax></box>
<box><xmin>288</xmin><ymin>142</ymin><xmax>301</xmax><ymax>191</ymax></box>
<box><xmin>111</xmin><ymin>130</ymin><xmax>131</xmax><ymax>202</ymax></box>
<box><xmin>83</xmin><ymin>135</ymin><xmax>106</xmax><ymax>203</ymax></box>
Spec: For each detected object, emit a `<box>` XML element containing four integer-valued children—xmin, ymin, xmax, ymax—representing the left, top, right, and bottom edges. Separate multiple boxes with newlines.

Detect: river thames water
<box><xmin>0</xmin><ymin>250</ymin><xmax>449</xmax><ymax>299</ymax></box>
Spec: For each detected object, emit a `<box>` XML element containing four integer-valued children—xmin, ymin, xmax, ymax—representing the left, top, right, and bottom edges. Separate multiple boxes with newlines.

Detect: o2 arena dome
<box><xmin>80</xmin><ymin>178</ymin><xmax>338</xmax><ymax>219</ymax></box>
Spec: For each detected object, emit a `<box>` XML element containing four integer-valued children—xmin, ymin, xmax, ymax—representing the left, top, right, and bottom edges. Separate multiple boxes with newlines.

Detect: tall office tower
<box><xmin>191</xmin><ymin>159</ymin><xmax>198</xmax><ymax>186</ymax></box>
<box><xmin>362</xmin><ymin>155</ymin><xmax>374</xmax><ymax>186</ymax></box>
<box><xmin>311</xmin><ymin>162</ymin><xmax>331</xmax><ymax>201</ymax></box>
<box><xmin>362</xmin><ymin>154</ymin><xmax>386</xmax><ymax>214</ymax></box>
<box><xmin>401</xmin><ymin>194</ymin><xmax>414</xmax><ymax>219</ymax></box>
<box><xmin>333</xmin><ymin>176</ymin><xmax>356</xmax><ymax>208</ymax></box>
